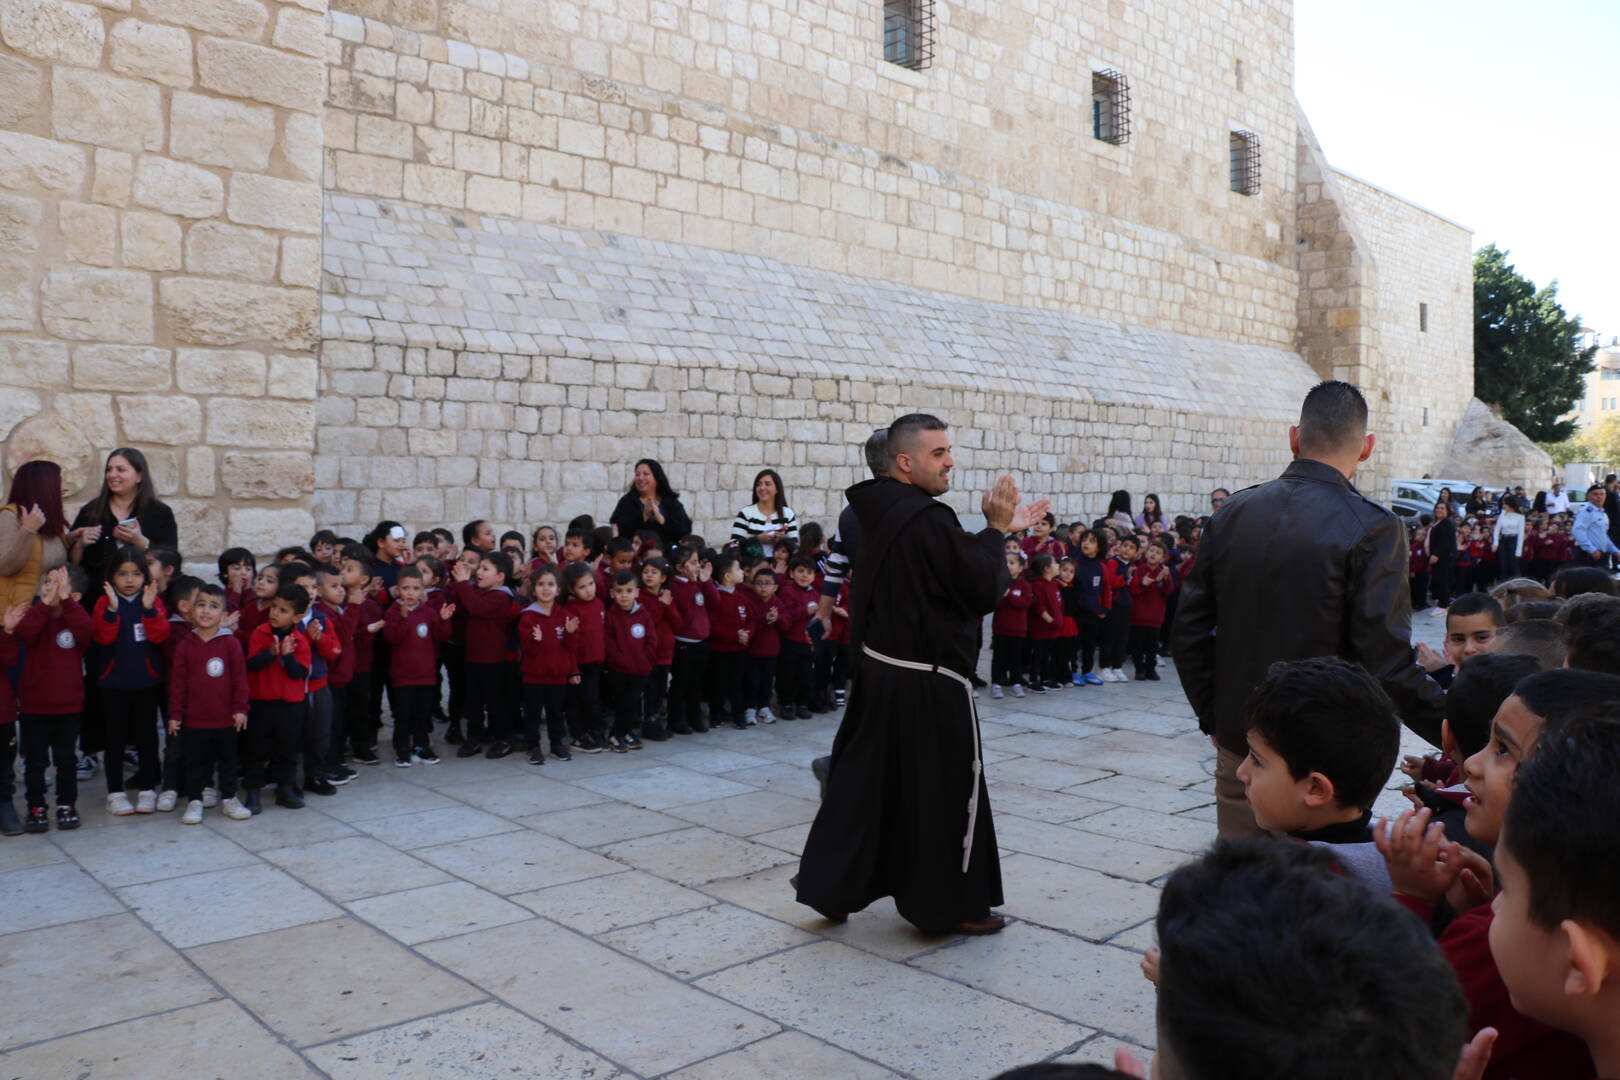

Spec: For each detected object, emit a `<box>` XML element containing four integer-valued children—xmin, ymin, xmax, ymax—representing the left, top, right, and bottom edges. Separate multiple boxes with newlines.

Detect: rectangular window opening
<box><xmin>883</xmin><ymin>0</ymin><xmax>935</xmax><ymax>70</ymax></box>
<box><xmin>1091</xmin><ymin>70</ymin><xmax>1131</xmax><ymax>145</ymax></box>
<box><xmin>1419</xmin><ymin>302</ymin><xmax>1429</xmax><ymax>332</ymax></box>
<box><xmin>1229</xmin><ymin>130</ymin><xmax>1261</xmax><ymax>196</ymax></box>
<box><xmin>1423</xmin><ymin>407</ymin><xmax>1430</xmax><ymax>427</ymax></box>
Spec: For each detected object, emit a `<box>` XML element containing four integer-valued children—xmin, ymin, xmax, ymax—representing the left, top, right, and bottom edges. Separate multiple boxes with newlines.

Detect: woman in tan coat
<box><xmin>0</xmin><ymin>460</ymin><xmax>70</xmax><ymax>609</ymax></box>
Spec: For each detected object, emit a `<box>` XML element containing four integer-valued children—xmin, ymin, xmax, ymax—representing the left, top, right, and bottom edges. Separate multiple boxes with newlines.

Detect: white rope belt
<box><xmin>861</xmin><ymin>643</ymin><xmax>983</xmax><ymax>873</ymax></box>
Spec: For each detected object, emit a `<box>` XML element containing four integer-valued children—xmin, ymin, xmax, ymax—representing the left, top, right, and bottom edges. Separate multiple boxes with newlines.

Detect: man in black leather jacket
<box><xmin>1172</xmin><ymin>381</ymin><xmax>1445</xmax><ymax>837</ymax></box>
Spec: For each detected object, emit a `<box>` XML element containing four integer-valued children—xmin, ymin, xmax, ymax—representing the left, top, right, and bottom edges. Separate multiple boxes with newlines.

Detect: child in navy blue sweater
<box><xmin>90</xmin><ymin>547</ymin><xmax>170</xmax><ymax>816</ymax></box>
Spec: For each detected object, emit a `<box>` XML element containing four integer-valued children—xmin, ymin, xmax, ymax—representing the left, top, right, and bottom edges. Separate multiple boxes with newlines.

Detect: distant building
<box><xmin>1565</xmin><ymin>335</ymin><xmax>1620</xmax><ymax>431</ymax></box>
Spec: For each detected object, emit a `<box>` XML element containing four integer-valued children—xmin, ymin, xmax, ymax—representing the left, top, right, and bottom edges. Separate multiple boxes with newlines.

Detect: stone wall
<box><xmin>0</xmin><ymin>0</ymin><xmax>324</xmax><ymax>553</ymax></box>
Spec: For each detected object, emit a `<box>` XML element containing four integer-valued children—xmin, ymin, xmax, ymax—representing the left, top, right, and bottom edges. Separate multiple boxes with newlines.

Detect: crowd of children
<box><xmin>1409</xmin><ymin>496</ymin><xmax>1582</xmax><ymax>614</ymax></box>
<box><xmin>0</xmin><ymin>512</ymin><xmax>856</xmax><ymax>834</ymax></box>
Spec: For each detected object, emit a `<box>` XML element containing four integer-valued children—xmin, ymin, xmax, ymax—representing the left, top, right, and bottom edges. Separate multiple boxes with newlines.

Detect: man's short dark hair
<box><xmin>1447</xmin><ymin>653</ymin><xmax>1541</xmax><ymax>757</ymax></box>
<box><xmin>1296</xmin><ymin>380</ymin><xmax>1369</xmax><ymax>456</ymax></box>
<box><xmin>1515</xmin><ymin>669</ymin><xmax>1620</xmax><ymax>731</ymax></box>
<box><xmin>1242</xmin><ymin>657</ymin><xmax>1398</xmax><ymax>811</ymax></box>
<box><xmin>887</xmin><ymin>413</ymin><xmax>947</xmax><ymax>459</ymax></box>
<box><xmin>1553</xmin><ymin>565</ymin><xmax>1617</xmax><ymax>599</ymax></box>
<box><xmin>1562</xmin><ymin>596</ymin><xmax>1620</xmax><ymax>675</ymax></box>
<box><xmin>1211</xmin><ymin>488</ymin><xmax>1230</xmax><ymax>499</ymax></box>
<box><xmin>1445</xmin><ymin>591</ymin><xmax>1504</xmax><ymax>629</ymax></box>
<box><xmin>1156</xmin><ymin>839</ymin><xmax>1466</xmax><ymax>1080</ymax></box>
<box><xmin>863</xmin><ymin>427</ymin><xmax>892</xmax><ymax>478</ymax></box>
<box><xmin>1490</xmin><ymin>619</ymin><xmax>1568</xmax><ymax>669</ymax></box>
<box><xmin>1503</xmin><ymin>705</ymin><xmax>1620</xmax><ymax>938</ymax></box>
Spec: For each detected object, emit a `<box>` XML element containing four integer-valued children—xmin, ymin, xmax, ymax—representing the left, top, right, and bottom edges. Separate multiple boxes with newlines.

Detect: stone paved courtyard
<box><xmin>0</xmin><ymin>616</ymin><xmax>1442</xmax><ymax>1079</ymax></box>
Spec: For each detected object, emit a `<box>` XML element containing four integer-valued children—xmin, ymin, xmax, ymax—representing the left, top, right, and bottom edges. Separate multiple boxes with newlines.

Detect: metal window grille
<box><xmin>883</xmin><ymin>0</ymin><xmax>934</xmax><ymax>70</ymax></box>
<box><xmin>1419</xmin><ymin>302</ymin><xmax>1429</xmax><ymax>332</ymax></box>
<box><xmin>1229</xmin><ymin>130</ymin><xmax>1261</xmax><ymax>195</ymax></box>
<box><xmin>1090</xmin><ymin>70</ymin><xmax>1130</xmax><ymax>145</ymax></box>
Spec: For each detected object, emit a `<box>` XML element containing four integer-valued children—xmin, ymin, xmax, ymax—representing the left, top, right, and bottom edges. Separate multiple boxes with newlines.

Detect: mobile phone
<box><xmin>119</xmin><ymin>517</ymin><xmax>137</xmax><ymax>527</ymax></box>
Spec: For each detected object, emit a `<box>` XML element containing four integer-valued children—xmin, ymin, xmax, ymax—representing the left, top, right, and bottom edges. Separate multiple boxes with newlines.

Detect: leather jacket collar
<box><xmin>1282</xmin><ymin>457</ymin><xmax>1357</xmax><ymax>492</ymax></box>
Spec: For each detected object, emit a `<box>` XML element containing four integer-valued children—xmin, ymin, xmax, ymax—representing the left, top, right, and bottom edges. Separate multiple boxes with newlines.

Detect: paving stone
<box><xmin>355</xmin><ymin>805</ymin><xmax>523</xmax><ymax>848</ymax></box>
<box><xmin>519</xmin><ymin>800</ymin><xmax>686</xmax><ymax>847</ymax></box>
<box><xmin>997</xmin><ymin>853</ymin><xmax>1164</xmax><ymax>941</ymax></box>
<box><xmin>664</xmin><ymin>1030</ymin><xmax>902</xmax><ymax>1079</ymax></box>
<box><xmin>0</xmin><ymin>913</ymin><xmax>216</xmax><ymax>1051</ymax></box>
<box><xmin>600</xmin><ymin>825</ymin><xmax>796</xmax><ymax>886</ymax></box>
<box><xmin>259</xmin><ymin>835</ymin><xmax>453</xmax><ymax>901</ymax></box>
<box><xmin>990</xmin><ymin>755</ymin><xmax>1113</xmax><ymax>791</ymax></box>
<box><xmin>53</xmin><ymin>818</ymin><xmax>257</xmax><ymax>887</ymax></box>
<box><xmin>655</xmin><ymin>745</ymin><xmax>779</xmax><ymax>774</ymax></box>
<box><xmin>1063</xmin><ymin>773</ymin><xmax>1213</xmax><ymax>813</ymax></box>
<box><xmin>420</xmin><ymin>919</ymin><xmax>779</xmax><ymax>1075</ymax></box>
<box><xmin>304</xmin><ymin>1001</ymin><xmax>629</xmax><ymax>1079</ymax></box>
<box><xmin>1075</xmin><ymin>805</ymin><xmax>1216</xmax><ymax>854</ymax></box>
<box><xmin>511</xmin><ymin>869</ymin><xmax>712</xmax><ymax>936</ymax></box>
<box><xmin>118</xmin><ymin>864</ymin><xmax>341</xmax><ymax>947</ymax></box>
<box><xmin>600</xmin><ymin>902</ymin><xmax>815</xmax><ymax>978</ymax></box>
<box><xmin>316</xmin><ymin>777</ymin><xmax>459</xmax><ymax>822</ymax></box>
<box><xmin>188</xmin><ymin>917</ymin><xmax>483</xmax><ymax>1046</ymax></box>
<box><xmin>0</xmin><ymin>837</ymin><xmax>66</xmax><ymax>873</ymax></box>
<box><xmin>914</xmin><ymin>921</ymin><xmax>1159</xmax><ymax>1045</ymax></box>
<box><xmin>0</xmin><ymin>861</ymin><xmax>124</xmax><ymax>935</ymax></box>
<box><xmin>203</xmin><ymin>805</ymin><xmax>358</xmax><ymax>851</ymax></box>
<box><xmin>715</xmin><ymin>761</ymin><xmax>823</xmax><ymax>801</ymax></box>
<box><xmin>345</xmin><ymin>880</ymin><xmax>534</xmax><ymax>944</ymax></box>
<box><xmin>415</xmin><ymin>828</ymin><xmax>622</xmax><ymax>894</ymax></box>
<box><xmin>1107</xmin><ymin>920</ymin><xmax>1158</xmax><ymax>952</ymax></box>
<box><xmin>697</xmin><ymin>940</ymin><xmax>1090</xmax><ymax>1079</ymax></box>
<box><xmin>663</xmin><ymin>789</ymin><xmax>821</xmax><ymax>837</ymax></box>
<box><xmin>571</xmin><ymin>764</ymin><xmax>759</xmax><ymax>810</ymax></box>
<box><xmin>432</xmin><ymin>773</ymin><xmax>608</xmax><ymax>816</ymax></box>
<box><xmin>1089</xmin><ymin>708</ymin><xmax>1195</xmax><ymax>737</ymax></box>
<box><xmin>1057</xmin><ymin>1034</ymin><xmax>1157</xmax><ymax>1072</ymax></box>
<box><xmin>749</xmin><ymin>821</ymin><xmax>811</xmax><ymax>855</ymax></box>
<box><xmin>995</xmin><ymin>814</ymin><xmax>1190</xmax><ymax>882</ymax></box>
<box><xmin>0</xmin><ymin>1000</ymin><xmax>319</xmax><ymax>1078</ymax></box>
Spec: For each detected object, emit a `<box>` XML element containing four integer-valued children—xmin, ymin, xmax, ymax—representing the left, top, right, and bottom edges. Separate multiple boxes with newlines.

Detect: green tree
<box><xmin>1474</xmin><ymin>243</ymin><xmax>1596</xmax><ymax>442</ymax></box>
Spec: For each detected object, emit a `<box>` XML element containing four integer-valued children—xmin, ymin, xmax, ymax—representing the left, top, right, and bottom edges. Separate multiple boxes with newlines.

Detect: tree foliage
<box><xmin>1474</xmin><ymin>244</ymin><xmax>1596</xmax><ymax>442</ymax></box>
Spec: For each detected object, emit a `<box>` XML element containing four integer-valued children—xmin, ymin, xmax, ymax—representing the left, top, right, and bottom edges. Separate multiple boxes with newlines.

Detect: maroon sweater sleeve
<box><xmin>169</xmin><ymin>635</ymin><xmax>193</xmax><ymax>729</ymax></box>
<box><xmin>228</xmin><ymin>638</ymin><xmax>248</xmax><ymax>717</ymax></box>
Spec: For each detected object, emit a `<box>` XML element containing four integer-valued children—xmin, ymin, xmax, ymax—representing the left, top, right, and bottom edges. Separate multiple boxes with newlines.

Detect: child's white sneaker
<box><xmin>758</xmin><ymin>707</ymin><xmax>776</xmax><ymax>724</ymax></box>
<box><xmin>107</xmin><ymin>792</ymin><xmax>135</xmax><ymax>816</ymax></box>
<box><xmin>221</xmin><ymin>796</ymin><xmax>251</xmax><ymax>821</ymax></box>
<box><xmin>1010</xmin><ymin>684</ymin><xmax>1026</xmax><ymax>698</ymax></box>
<box><xmin>1112</xmin><ymin>668</ymin><xmax>1127</xmax><ymax>682</ymax></box>
<box><xmin>989</xmin><ymin>684</ymin><xmax>1004</xmax><ymax>700</ymax></box>
<box><xmin>134</xmin><ymin>790</ymin><xmax>157</xmax><ymax>814</ymax></box>
<box><xmin>156</xmin><ymin>790</ymin><xmax>179</xmax><ymax>812</ymax></box>
<box><xmin>201</xmin><ymin>787</ymin><xmax>219</xmax><ymax>808</ymax></box>
<box><xmin>744</xmin><ymin>708</ymin><xmax>757</xmax><ymax>726</ymax></box>
<box><xmin>181</xmin><ymin>800</ymin><xmax>204</xmax><ymax>825</ymax></box>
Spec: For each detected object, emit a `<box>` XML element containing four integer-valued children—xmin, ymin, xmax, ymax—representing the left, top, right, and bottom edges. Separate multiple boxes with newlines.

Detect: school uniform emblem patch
<box><xmin>630</xmin><ymin>623</ymin><xmax>646</xmax><ymax>639</ymax></box>
<box><xmin>55</xmin><ymin>629</ymin><xmax>75</xmax><ymax>649</ymax></box>
<box><xmin>416</xmin><ymin>622</ymin><xmax>429</xmax><ymax>638</ymax></box>
<box><xmin>206</xmin><ymin>657</ymin><xmax>225</xmax><ymax>678</ymax></box>
<box><xmin>695</xmin><ymin>593</ymin><xmax>704</xmax><ymax>605</ymax></box>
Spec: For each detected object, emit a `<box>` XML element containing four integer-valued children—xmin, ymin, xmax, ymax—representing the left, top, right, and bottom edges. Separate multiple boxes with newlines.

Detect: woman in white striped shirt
<box><xmin>731</xmin><ymin>469</ymin><xmax>798</xmax><ymax>557</ymax></box>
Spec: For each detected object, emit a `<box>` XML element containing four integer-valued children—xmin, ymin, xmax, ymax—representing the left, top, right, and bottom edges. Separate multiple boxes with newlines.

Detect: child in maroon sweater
<box><xmin>451</xmin><ymin>550</ymin><xmax>522</xmax><ymax>759</ymax></box>
<box><xmin>90</xmin><ymin>548</ymin><xmax>171</xmax><ymax>815</ymax></box>
<box><xmin>382</xmin><ymin>566</ymin><xmax>453</xmax><ymax>767</ymax></box>
<box><xmin>1027</xmin><ymin>553</ymin><xmax>1063</xmax><ymax>692</ymax></box>
<box><xmin>775</xmin><ymin>557</ymin><xmax>818</xmax><ymax>719</ymax></box>
<box><xmin>168</xmin><ymin>584</ymin><xmax>251</xmax><ymax>824</ymax></box>
<box><xmin>665</xmin><ymin>547</ymin><xmax>712</xmax><ymax>734</ymax></box>
<box><xmin>1127</xmin><ymin>541</ymin><xmax>1174</xmax><ymax>681</ymax></box>
<box><xmin>603</xmin><ymin>571</ymin><xmax>657</xmax><ymax>751</ymax></box>
<box><xmin>744</xmin><ymin>567</ymin><xmax>788</xmax><ymax>724</ymax></box>
<box><xmin>706</xmin><ymin>552</ymin><xmax>755</xmax><ymax>729</ymax></box>
<box><xmin>638</xmin><ymin>558</ymin><xmax>677</xmax><ymax>741</ymax></box>
<box><xmin>518</xmin><ymin>566</ymin><xmax>577</xmax><ymax>764</ymax></box>
<box><xmin>990</xmin><ymin>549</ymin><xmax>1031</xmax><ymax>699</ymax></box>
<box><xmin>562</xmin><ymin>562</ymin><xmax>608</xmax><ymax>753</ymax></box>
<box><xmin>243</xmin><ymin>582</ymin><xmax>313</xmax><ymax>814</ymax></box>
<box><xmin>13</xmin><ymin>566</ymin><xmax>93</xmax><ymax>831</ymax></box>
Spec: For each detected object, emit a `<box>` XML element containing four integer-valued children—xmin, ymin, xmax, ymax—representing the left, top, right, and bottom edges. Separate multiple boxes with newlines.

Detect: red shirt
<box><xmin>0</xmin><ymin>627</ymin><xmax>17</xmax><ymax>723</ymax></box>
<box><xmin>15</xmin><ymin>600</ymin><xmax>93</xmax><ymax>715</ymax></box>
<box><xmin>826</xmin><ymin>582</ymin><xmax>851</xmax><ymax>645</ymax></box>
<box><xmin>518</xmin><ymin>602</ymin><xmax>577</xmax><ymax>684</ymax></box>
<box><xmin>604</xmin><ymin>602</ymin><xmax>658</xmax><ymax>676</ymax></box>
<box><xmin>382</xmin><ymin>602</ymin><xmax>450</xmax><ymax>686</ymax></box>
<box><xmin>169</xmin><ymin>629</ymin><xmax>248</xmax><ymax>729</ymax></box>
<box><xmin>1021</xmin><ymin>536</ymin><xmax>1067</xmax><ymax>560</ymax></box>
<box><xmin>1028</xmin><ymin>576</ymin><xmax>1063</xmax><ymax>640</ymax></box>
<box><xmin>668</xmin><ymin>576</ymin><xmax>711</xmax><ymax>642</ymax></box>
<box><xmin>775</xmin><ymin>581</ymin><xmax>816</xmax><ymax>645</ymax></box>
<box><xmin>640</xmin><ymin>587</ymin><xmax>678</xmax><ymax>666</ymax></box>
<box><xmin>746</xmin><ymin>591</ymin><xmax>788</xmax><ymax>659</ymax></box>
<box><xmin>236</xmin><ymin>597</ymin><xmax>268</xmax><ymax>648</ymax></box>
<box><xmin>454</xmin><ymin>580</ymin><xmax>520</xmax><ymax>665</ymax></box>
<box><xmin>1128</xmin><ymin>564</ymin><xmax>1174</xmax><ymax>628</ymax></box>
<box><xmin>708</xmin><ymin>586</ymin><xmax>755</xmax><ymax>654</ymax></box>
<box><xmin>1103</xmin><ymin>557</ymin><xmax>1130</xmax><ymax>610</ymax></box>
<box><xmin>349</xmin><ymin>596</ymin><xmax>383</xmax><ymax>674</ymax></box>
<box><xmin>303</xmin><ymin>607</ymin><xmax>341</xmax><ymax>692</ymax></box>
<box><xmin>565</xmin><ymin>595</ymin><xmax>606</xmax><ymax>665</ymax></box>
<box><xmin>321</xmin><ymin>602</ymin><xmax>359</xmax><ymax>688</ymax></box>
<box><xmin>246</xmin><ymin>623</ymin><xmax>311</xmax><ymax>703</ymax></box>
<box><xmin>993</xmin><ymin>580</ymin><xmax>1033</xmax><ymax>637</ymax></box>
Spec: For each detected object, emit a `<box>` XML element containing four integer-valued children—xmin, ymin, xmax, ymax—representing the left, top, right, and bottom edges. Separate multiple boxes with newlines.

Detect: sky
<box><xmin>1295</xmin><ymin>0</ymin><xmax>1620</xmax><ymax>342</ymax></box>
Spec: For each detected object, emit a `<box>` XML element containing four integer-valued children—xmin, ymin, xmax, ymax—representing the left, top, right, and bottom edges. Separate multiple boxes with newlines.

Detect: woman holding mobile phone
<box><xmin>68</xmin><ymin>447</ymin><xmax>178</xmax><ymax>600</ymax></box>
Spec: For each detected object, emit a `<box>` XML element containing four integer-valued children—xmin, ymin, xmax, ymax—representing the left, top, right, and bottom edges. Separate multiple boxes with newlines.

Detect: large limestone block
<box><xmin>185</xmin><ymin>445</ymin><xmax>214</xmax><ymax>496</ymax></box>
<box><xmin>229</xmin><ymin>505</ymin><xmax>314</xmax><ymax>556</ymax></box>
<box><xmin>91</xmin><ymin>147</ymin><xmax>132</xmax><ymax>206</ymax></box>
<box><xmin>0</xmin><ymin>387</ymin><xmax>41</xmax><ymax>439</ymax></box>
<box><xmin>220</xmin><ymin>450</ymin><xmax>313</xmax><ymax>498</ymax></box>
<box><xmin>175</xmin><ymin>346</ymin><xmax>264</xmax><ymax>394</ymax></box>
<box><xmin>73</xmin><ymin>344</ymin><xmax>171</xmax><ymax>391</ymax></box>
<box><xmin>270</xmin><ymin>6</ymin><xmax>323</xmax><ymax>57</ymax></box>
<box><xmin>280</xmin><ymin>112</ymin><xmax>321</xmax><ymax>182</ymax></box>
<box><xmin>198</xmin><ymin>37</ymin><xmax>323</xmax><ymax>114</ymax></box>
<box><xmin>0</xmin><ymin>0</ymin><xmax>104</xmax><ymax>66</ymax></box>
<box><xmin>116</xmin><ymin>393</ymin><xmax>202</xmax><ymax>444</ymax></box>
<box><xmin>0</xmin><ymin>191</ymin><xmax>40</xmax><ymax>251</ymax></box>
<box><xmin>40</xmin><ymin>266</ymin><xmax>153</xmax><ymax>342</ymax></box>
<box><xmin>132</xmin><ymin>156</ymin><xmax>223</xmax><ymax>218</ymax></box>
<box><xmin>52</xmin><ymin>68</ymin><xmax>164</xmax><ymax>153</ymax></box>
<box><xmin>267</xmin><ymin>352</ymin><xmax>315</xmax><ymax>398</ymax></box>
<box><xmin>227</xmin><ymin>173</ymin><xmax>320</xmax><ymax>234</ymax></box>
<box><xmin>3</xmin><ymin>413</ymin><xmax>94</xmax><ymax>494</ymax></box>
<box><xmin>204</xmin><ymin>396</ymin><xmax>314</xmax><ymax>447</ymax></box>
<box><xmin>120</xmin><ymin>210</ymin><xmax>181</xmax><ymax>270</ymax></box>
<box><xmin>159</xmin><ymin>277</ymin><xmax>317</xmax><ymax>349</ymax></box>
<box><xmin>185</xmin><ymin>220</ymin><xmax>278</xmax><ymax>280</ymax></box>
<box><xmin>134</xmin><ymin>0</ymin><xmax>265</xmax><ymax>38</ymax></box>
<box><xmin>0</xmin><ymin>54</ymin><xmax>43</xmax><ymax>126</ymax></box>
<box><xmin>109</xmin><ymin>18</ymin><xmax>192</xmax><ymax>87</ymax></box>
<box><xmin>58</xmin><ymin>200</ymin><xmax>116</xmax><ymax>264</ymax></box>
<box><xmin>0</xmin><ymin>131</ymin><xmax>88</xmax><ymax>192</ymax></box>
<box><xmin>0</xmin><ymin>253</ymin><xmax>34</xmax><ymax>329</ymax></box>
<box><xmin>167</xmin><ymin>496</ymin><xmax>224</xmax><ymax>553</ymax></box>
<box><xmin>170</xmin><ymin>93</ymin><xmax>275</xmax><ymax>171</ymax></box>
<box><xmin>0</xmin><ymin>337</ymin><xmax>69</xmax><ymax>388</ymax></box>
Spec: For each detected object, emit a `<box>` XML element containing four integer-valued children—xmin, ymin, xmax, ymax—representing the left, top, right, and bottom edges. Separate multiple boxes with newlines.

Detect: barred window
<box><xmin>883</xmin><ymin>0</ymin><xmax>934</xmax><ymax>70</ymax></box>
<box><xmin>1091</xmin><ymin>70</ymin><xmax>1130</xmax><ymax>145</ymax></box>
<box><xmin>1420</xmin><ymin>302</ymin><xmax>1429</xmax><ymax>332</ymax></box>
<box><xmin>1229</xmin><ymin>130</ymin><xmax>1261</xmax><ymax>196</ymax></box>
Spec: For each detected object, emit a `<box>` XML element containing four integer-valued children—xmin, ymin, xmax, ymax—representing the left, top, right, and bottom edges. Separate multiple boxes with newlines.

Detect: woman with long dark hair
<box><xmin>1105</xmin><ymin>490</ymin><xmax>1134</xmax><ymax>534</ymax></box>
<box><xmin>1</xmin><ymin>460</ymin><xmax>70</xmax><ymax>607</ymax></box>
<box><xmin>1426</xmin><ymin>498</ymin><xmax>1458</xmax><ymax>613</ymax></box>
<box><xmin>609</xmin><ymin>459</ymin><xmax>692</xmax><ymax>546</ymax></box>
<box><xmin>68</xmin><ymin>447</ymin><xmax>177</xmax><ymax>597</ymax></box>
<box><xmin>730</xmin><ymin>468</ymin><xmax>798</xmax><ymax>557</ymax></box>
<box><xmin>1133</xmin><ymin>493</ymin><xmax>1164</xmax><ymax>531</ymax></box>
